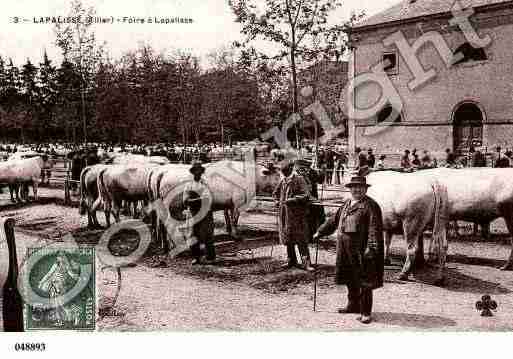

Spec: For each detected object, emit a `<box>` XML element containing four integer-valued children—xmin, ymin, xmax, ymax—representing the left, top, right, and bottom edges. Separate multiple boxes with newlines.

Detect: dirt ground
<box><xmin>1</xmin><ymin>186</ymin><xmax>513</xmax><ymax>331</ymax></box>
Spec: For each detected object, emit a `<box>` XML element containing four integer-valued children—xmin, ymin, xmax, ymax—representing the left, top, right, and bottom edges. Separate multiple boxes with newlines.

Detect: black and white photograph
<box><xmin>1</xmin><ymin>0</ymin><xmax>513</xmax><ymax>355</ymax></box>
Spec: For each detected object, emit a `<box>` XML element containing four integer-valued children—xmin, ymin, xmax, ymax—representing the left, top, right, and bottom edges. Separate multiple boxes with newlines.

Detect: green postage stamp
<box><xmin>22</xmin><ymin>246</ymin><xmax>96</xmax><ymax>331</ymax></box>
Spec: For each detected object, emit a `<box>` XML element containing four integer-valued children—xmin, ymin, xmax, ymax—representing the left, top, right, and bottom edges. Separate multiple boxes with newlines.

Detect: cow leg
<box><xmin>102</xmin><ymin>199</ymin><xmax>112</xmax><ymax>228</ymax></box>
<box><xmin>224</xmin><ymin>208</ymin><xmax>232</xmax><ymax>236</ymax></box>
<box><xmin>22</xmin><ymin>184</ymin><xmax>30</xmax><ymax>202</ymax></box>
<box><xmin>32</xmin><ymin>180</ymin><xmax>38</xmax><ymax>201</ymax></box>
<box><xmin>9</xmin><ymin>185</ymin><xmax>16</xmax><ymax>202</ymax></box>
<box><xmin>398</xmin><ymin>218</ymin><xmax>424</xmax><ymax>280</ymax></box>
<box><xmin>112</xmin><ymin>199</ymin><xmax>122</xmax><ymax>223</ymax></box>
<box><xmin>88</xmin><ymin>207</ymin><xmax>101</xmax><ymax>229</ymax></box>
<box><xmin>129</xmin><ymin>201</ymin><xmax>135</xmax><ymax>217</ymax></box>
<box><xmin>155</xmin><ymin>207</ymin><xmax>170</xmax><ymax>254</ymax></box>
<box><xmin>499</xmin><ymin>205</ymin><xmax>513</xmax><ymax>270</ymax></box>
<box><xmin>16</xmin><ymin>185</ymin><xmax>23</xmax><ymax>202</ymax></box>
<box><xmin>86</xmin><ymin>210</ymin><xmax>93</xmax><ymax>228</ymax></box>
<box><xmin>384</xmin><ymin>230</ymin><xmax>393</xmax><ymax>266</ymax></box>
<box><xmin>434</xmin><ymin>227</ymin><xmax>448</xmax><ymax>286</ymax></box>
<box><xmin>134</xmin><ymin>201</ymin><xmax>141</xmax><ymax>218</ymax></box>
<box><xmin>232</xmin><ymin>208</ymin><xmax>241</xmax><ymax>237</ymax></box>
<box><xmin>481</xmin><ymin>221</ymin><xmax>491</xmax><ymax>240</ymax></box>
<box><xmin>92</xmin><ymin>210</ymin><xmax>101</xmax><ymax>228</ymax></box>
<box><xmin>415</xmin><ymin>234</ymin><xmax>426</xmax><ymax>269</ymax></box>
<box><xmin>86</xmin><ymin>197</ymin><xmax>100</xmax><ymax>228</ymax></box>
<box><xmin>160</xmin><ymin>221</ymin><xmax>169</xmax><ymax>254</ymax></box>
<box><xmin>121</xmin><ymin>200</ymin><xmax>130</xmax><ymax>216</ymax></box>
<box><xmin>132</xmin><ymin>201</ymin><xmax>138</xmax><ymax>218</ymax></box>
<box><xmin>90</xmin><ymin>197</ymin><xmax>107</xmax><ymax>227</ymax></box>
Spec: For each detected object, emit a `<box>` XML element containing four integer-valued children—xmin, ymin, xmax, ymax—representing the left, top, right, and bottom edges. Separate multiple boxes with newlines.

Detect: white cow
<box><xmin>110</xmin><ymin>154</ymin><xmax>170</xmax><ymax>166</ymax></box>
<box><xmin>414</xmin><ymin>167</ymin><xmax>513</xmax><ymax>271</ymax></box>
<box><xmin>0</xmin><ymin>156</ymin><xmax>52</xmax><ymax>201</ymax></box>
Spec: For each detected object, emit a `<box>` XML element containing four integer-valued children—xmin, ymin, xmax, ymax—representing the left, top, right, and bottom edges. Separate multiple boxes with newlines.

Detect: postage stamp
<box><xmin>22</xmin><ymin>246</ymin><xmax>96</xmax><ymax>331</ymax></box>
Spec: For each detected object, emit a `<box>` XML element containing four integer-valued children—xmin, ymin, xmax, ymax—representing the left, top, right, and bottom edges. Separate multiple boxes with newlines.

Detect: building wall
<box><xmin>355</xmin><ymin>124</ymin><xmax>451</xmax><ymax>159</ymax></box>
<box><xmin>350</xmin><ymin>6</ymin><xmax>513</xmax><ymax>154</ymax></box>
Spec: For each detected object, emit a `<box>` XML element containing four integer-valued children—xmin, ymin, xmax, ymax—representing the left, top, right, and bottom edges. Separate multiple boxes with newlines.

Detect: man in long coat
<box><xmin>183</xmin><ymin>161</ymin><xmax>215</xmax><ymax>265</ymax></box>
<box><xmin>294</xmin><ymin>159</ymin><xmax>325</xmax><ymax>236</ymax></box>
<box><xmin>273</xmin><ymin>160</ymin><xmax>314</xmax><ymax>271</ymax></box>
<box><xmin>314</xmin><ymin>176</ymin><xmax>384</xmax><ymax>324</ymax></box>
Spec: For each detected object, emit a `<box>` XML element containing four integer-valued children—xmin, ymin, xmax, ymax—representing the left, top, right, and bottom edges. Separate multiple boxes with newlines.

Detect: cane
<box><xmin>313</xmin><ymin>177</ymin><xmax>325</xmax><ymax>312</ymax></box>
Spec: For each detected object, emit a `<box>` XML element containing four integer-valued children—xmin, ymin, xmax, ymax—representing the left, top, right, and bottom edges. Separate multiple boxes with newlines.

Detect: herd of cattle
<box><xmin>2</xmin><ymin>154</ymin><xmax>513</xmax><ymax>287</ymax></box>
<box><xmin>79</xmin><ymin>158</ymin><xmax>281</xmax><ymax>245</ymax></box>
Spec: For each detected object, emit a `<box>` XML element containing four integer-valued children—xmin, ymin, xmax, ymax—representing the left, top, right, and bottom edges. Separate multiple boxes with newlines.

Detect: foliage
<box><xmin>0</xmin><ymin>0</ymin><xmax>358</xmax><ymax>144</ymax></box>
<box><xmin>229</xmin><ymin>0</ymin><xmax>362</xmax><ymax>145</ymax></box>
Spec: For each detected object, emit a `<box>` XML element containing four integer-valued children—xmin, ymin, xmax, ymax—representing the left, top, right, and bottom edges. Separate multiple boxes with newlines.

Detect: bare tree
<box><xmin>54</xmin><ymin>0</ymin><xmax>105</xmax><ymax>144</ymax></box>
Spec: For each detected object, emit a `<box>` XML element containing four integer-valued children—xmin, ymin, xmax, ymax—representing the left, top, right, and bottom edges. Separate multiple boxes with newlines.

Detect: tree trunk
<box><xmin>290</xmin><ymin>40</ymin><xmax>300</xmax><ymax>149</ymax></box>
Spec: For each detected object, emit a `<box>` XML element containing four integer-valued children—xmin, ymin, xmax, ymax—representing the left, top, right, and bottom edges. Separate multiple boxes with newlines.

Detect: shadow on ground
<box><xmin>409</xmin><ymin>264</ymin><xmax>511</xmax><ymax>295</ymax></box>
<box><xmin>372</xmin><ymin>312</ymin><xmax>457</xmax><ymax>329</ymax></box>
<box><xmin>447</xmin><ymin>253</ymin><xmax>508</xmax><ymax>269</ymax></box>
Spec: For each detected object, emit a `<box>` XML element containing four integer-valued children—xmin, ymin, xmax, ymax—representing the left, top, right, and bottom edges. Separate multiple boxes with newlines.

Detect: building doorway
<box><xmin>453</xmin><ymin>102</ymin><xmax>484</xmax><ymax>155</ymax></box>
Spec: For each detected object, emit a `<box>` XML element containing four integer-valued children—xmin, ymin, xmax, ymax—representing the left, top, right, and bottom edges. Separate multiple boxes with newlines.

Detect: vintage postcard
<box><xmin>0</xmin><ymin>0</ymin><xmax>513</xmax><ymax>354</ymax></box>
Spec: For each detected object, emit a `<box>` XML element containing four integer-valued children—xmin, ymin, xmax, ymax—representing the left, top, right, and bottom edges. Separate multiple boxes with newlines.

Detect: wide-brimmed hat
<box><xmin>189</xmin><ymin>161</ymin><xmax>205</xmax><ymax>174</ymax></box>
<box><xmin>345</xmin><ymin>176</ymin><xmax>371</xmax><ymax>188</ymax></box>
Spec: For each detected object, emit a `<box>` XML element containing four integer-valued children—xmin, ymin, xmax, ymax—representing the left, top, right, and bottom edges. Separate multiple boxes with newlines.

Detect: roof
<box><xmin>353</xmin><ymin>0</ymin><xmax>513</xmax><ymax>30</ymax></box>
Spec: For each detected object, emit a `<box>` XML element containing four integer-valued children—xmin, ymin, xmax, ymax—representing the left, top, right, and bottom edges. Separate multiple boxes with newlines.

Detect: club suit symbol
<box><xmin>475</xmin><ymin>295</ymin><xmax>497</xmax><ymax>317</ymax></box>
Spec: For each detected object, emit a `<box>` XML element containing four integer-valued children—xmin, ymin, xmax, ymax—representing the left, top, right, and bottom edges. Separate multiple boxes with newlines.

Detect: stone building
<box><xmin>347</xmin><ymin>0</ymin><xmax>513</xmax><ymax>159</ymax></box>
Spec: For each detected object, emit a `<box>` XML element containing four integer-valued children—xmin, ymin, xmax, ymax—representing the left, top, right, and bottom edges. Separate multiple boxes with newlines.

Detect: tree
<box><xmin>55</xmin><ymin>60</ymin><xmax>82</xmax><ymax>142</ymax></box>
<box><xmin>229</xmin><ymin>0</ymin><xmax>361</xmax><ymax>146</ymax></box>
<box><xmin>201</xmin><ymin>49</ymin><xmax>262</xmax><ymax>143</ymax></box>
<box><xmin>2</xmin><ymin>59</ymin><xmax>26</xmax><ymax>141</ymax></box>
<box><xmin>39</xmin><ymin>51</ymin><xmax>59</xmax><ymax>141</ymax></box>
<box><xmin>20</xmin><ymin>58</ymin><xmax>39</xmax><ymax>141</ymax></box>
<box><xmin>0</xmin><ymin>56</ymin><xmax>6</xmax><ymax>101</ymax></box>
<box><xmin>54</xmin><ymin>0</ymin><xmax>105</xmax><ymax>143</ymax></box>
<box><xmin>4</xmin><ymin>59</ymin><xmax>21</xmax><ymax>102</ymax></box>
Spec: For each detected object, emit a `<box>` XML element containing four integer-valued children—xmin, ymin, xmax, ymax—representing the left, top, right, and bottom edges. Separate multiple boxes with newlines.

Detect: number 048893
<box><xmin>14</xmin><ymin>343</ymin><xmax>46</xmax><ymax>351</ymax></box>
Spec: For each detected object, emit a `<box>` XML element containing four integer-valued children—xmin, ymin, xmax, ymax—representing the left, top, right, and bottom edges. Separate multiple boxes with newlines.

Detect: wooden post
<box><xmin>1</xmin><ymin>217</ymin><xmax>24</xmax><ymax>332</ymax></box>
<box><xmin>64</xmin><ymin>179</ymin><xmax>70</xmax><ymax>205</ymax></box>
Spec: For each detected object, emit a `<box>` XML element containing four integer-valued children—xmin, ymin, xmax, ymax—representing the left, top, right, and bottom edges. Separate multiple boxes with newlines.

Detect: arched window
<box><xmin>452</xmin><ymin>42</ymin><xmax>487</xmax><ymax>65</ymax></box>
<box><xmin>377</xmin><ymin>104</ymin><xmax>402</xmax><ymax>124</ymax></box>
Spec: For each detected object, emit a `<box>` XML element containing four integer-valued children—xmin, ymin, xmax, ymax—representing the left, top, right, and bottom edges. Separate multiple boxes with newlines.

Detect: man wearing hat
<box><xmin>183</xmin><ymin>161</ymin><xmax>215</xmax><ymax>265</ymax></box>
<box><xmin>294</xmin><ymin>158</ymin><xmax>325</xmax><ymax>237</ymax></box>
<box><xmin>273</xmin><ymin>160</ymin><xmax>314</xmax><ymax>271</ymax></box>
<box><xmin>313</xmin><ymin>176</ymin><xmax>384</xmax><ymax>324</ymax></box>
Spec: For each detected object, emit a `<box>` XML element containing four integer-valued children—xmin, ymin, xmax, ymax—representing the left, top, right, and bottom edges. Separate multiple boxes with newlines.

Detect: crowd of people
<box><xmin>397</xmin><ymin>146</ymin><xmax>513</xmax><ymax>171</ymax></box>
<box><xmin>3</xmin><ymin>139</ymin><xmax>513</xmax><ymax>192</ymax></box>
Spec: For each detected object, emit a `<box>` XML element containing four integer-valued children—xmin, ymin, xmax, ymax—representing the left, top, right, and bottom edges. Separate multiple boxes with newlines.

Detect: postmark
<box><xmin>22</xmin><ymin>246</ymin><xmax>95</xmax><ymax>331</ymax></box>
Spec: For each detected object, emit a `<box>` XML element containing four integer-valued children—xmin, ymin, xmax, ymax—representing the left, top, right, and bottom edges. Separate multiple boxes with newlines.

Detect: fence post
<box><xmin>1</xmin><ymin>217</ymin><xmax>24</xmax><ymax>332</ymax></box>
<box><xmin>64</xmin><ymin>179</ymin><xmax>70</xmax><ymax>205</ymax></box>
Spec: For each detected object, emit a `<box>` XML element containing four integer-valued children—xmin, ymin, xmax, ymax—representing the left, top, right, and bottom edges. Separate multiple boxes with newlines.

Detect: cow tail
<box><xmin>430</xmin><ymin>180</ymin><xmax>449</xmax><ymax>268</ymax></box>
<box><xmin>156</xmin><ymin>172</ymin><xmax>165</xmax><ymax>200</ymax></box>
<box><xmin>79</xmin><ymin>166</ymin><xmax>90</xmax><ymax>210</ymax></box>
<box><xmin>147</xmin><ymin>169</ymin><xmax>155</xmax><ymax>202</ymax></box>
<box><xmin>97</xmin><ymin>168</ymin><xmax>108</xmax><ymax>209</ymax></box>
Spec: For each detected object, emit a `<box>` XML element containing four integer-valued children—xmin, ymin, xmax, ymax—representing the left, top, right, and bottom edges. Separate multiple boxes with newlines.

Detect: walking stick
<box><xmin>313</xmin><ymin>177</ymin><xmax>325</xmax><ymax>312</ymax></box>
